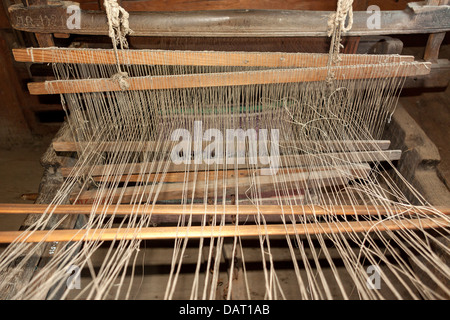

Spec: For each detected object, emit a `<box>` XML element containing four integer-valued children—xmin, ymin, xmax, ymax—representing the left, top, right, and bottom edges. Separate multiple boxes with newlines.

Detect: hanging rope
<box><xmin>104</xmin><ymin>0</ymin><xmax>133</xmax><ymax>90</ymax></box>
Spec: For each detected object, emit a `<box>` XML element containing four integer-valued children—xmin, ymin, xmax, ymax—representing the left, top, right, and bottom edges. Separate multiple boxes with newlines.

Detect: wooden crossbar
<box><xmin>0</xmin><ymin>217</ymin><xmax>446</xmax><ymax>243</ymax></box>
<box><xmin>0</xmin><ymin>203</ymin><xmax>447</xmax><ymax>216</ymax></box>
<box><xmin>13</xmin><ymin>48</ymin><xmax>415</xmax><ymax>67</ymax></box>
<box><xmin>69</xmin><ymin>164</ymin><xmax>371</xmax><ymax>204</ymax></box>
<box><xmin>52</xmin><ymin>140</ymin><xmax>391</xmax><ymax>153</ymax></box>
<box><xmin>87</xmin><ymin>164</ymin><xmax>370</xmax><ymax>184</ymax></box>
<box><xmin>27</xmin><ymin>62</ymin><xmax>431</xmax><ymax>95</ymax></box>
<box><xmin>60</xmin><ymin>150</ymin><xmax>402</xmax><ymax>177</ymax></box>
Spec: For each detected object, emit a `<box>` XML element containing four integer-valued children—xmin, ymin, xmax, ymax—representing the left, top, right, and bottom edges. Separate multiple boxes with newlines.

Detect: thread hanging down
<box><xmin>0</xmin><ymin>1</ymin><xmax>448</xmax><ymax>300</ymax></box>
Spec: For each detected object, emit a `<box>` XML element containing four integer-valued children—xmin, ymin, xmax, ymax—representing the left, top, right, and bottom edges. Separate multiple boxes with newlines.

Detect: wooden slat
<box><xmin>52</xmin><ymin>139</ymin><xmax>391</xmax><ymax>153</ymax></box>
<box><xmin>0</xmin><ymin>217</ymin><xmax>446</xmax><ymax>243</ymax></box>
<box><xmin>69</xmin><ymin>164</ymin><xmax>372</xmax><ymax>204</ymax></box>
<box><xmin>13</xmin><ymin>48</ymin><xmax>414</xmax><ymax>67</ymax></box>
<box><xmin>88</xmin><ymin>162</ymin><xmax>375</xmax><ymax>183</ymax></box>
<box><xmin>0</xmin><ymin>203</ymin><xmax>448</xmax><ymax>216</ymax></box>
<box><xmin>27</xmin><ymin>62</ymin><xmax>431</xmax><ymax>95</ymax></box>
<box><xmin>61</xmin><ymin>150</ymin><xmax>402</xmax><ymax>177</ymax></box>
<box><xmin>88</xmin><ymin>165</ymin><xmax>367</xmax><ymax>184</ymax></box>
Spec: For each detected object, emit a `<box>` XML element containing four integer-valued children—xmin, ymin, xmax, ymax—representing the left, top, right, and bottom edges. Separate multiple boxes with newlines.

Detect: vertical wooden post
<box><xmin>424</xmin><ymin>0</ymin><xmax>448</xmax><ymax>63</ymax></box>
<box><xmin>27</xmin><ymin>0</ymin><xmax>55</xmax><ymax>47</ymax></box>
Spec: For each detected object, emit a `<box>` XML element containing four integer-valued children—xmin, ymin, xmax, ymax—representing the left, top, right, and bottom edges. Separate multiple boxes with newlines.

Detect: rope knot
<box><xmin>112</xmin><ymin>71</ymin><xmax>130</xmax><ymax>90</ymax></box>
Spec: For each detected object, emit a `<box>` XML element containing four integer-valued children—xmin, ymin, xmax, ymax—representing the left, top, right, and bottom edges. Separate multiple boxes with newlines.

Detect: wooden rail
<box><xmin>0</xmin><ymin>217</ymin><xmax>446</xmax><ymax>243</ymax></box>
<box><xmin>52</xmin><ymin>139</ymin><xmax>391</xmax><ymax>153</ymax></box>
<box><xmin>13</xmin><ymin>48</ymin><xmax>414</xmax><ymax>67</ymax></box>
<box><xmin>27</xmin><ymin>62</ymin><xmax>431</xmax><ymax>95</ymax></box>
<box><xmin>60</xmin><ymin>150</ymin><xmax>402</xmax><ymax>177</ymax></box>
<box><xmin>0</xmin><ymin>203</ymin><xmax>448</xmax><ymax>216</ymax></box>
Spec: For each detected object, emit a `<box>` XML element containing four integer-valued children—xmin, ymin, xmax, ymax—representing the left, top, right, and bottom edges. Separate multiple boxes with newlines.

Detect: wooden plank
<box><xmin>77</xmin><ymin>0</ymin><xmax>415</xmax><ymax>12</ymax></box>
<box><xmin>87</xmin><ymin>160</ymin><xmax>381</xmax><ymax>183</ymax></box>
<box><xmin>403</xmin><ymin>59</ymin><xmax>450</xmax><ymax>89</ymax></box>
<box><xmin>13</xmin><ymin>48</ymin><xmax>415</xmax><ymax>67</ymax></box>
<box><xmin>68</xmin><ymin>164</ymin><xmax>372</xmax><ymax>204</ymax></box>
<box><xmin>0</xmin><ymin>203</ymin><xmax>448</xmax><ymax>217</ymax></box>
<box><xmin>0</xmin><ymin>217</ymin><xmax>446</xmax><ymax>243</ymax></box>
<box><xmin>27</xmin><ymin>62</ymin><xmax>432</xmax><ymax>95</ymax></box>
<box><xmin>60</xmin><ymin>150</ymin><xmax>402</xmax><ymax>177</ymax></box>
<box><xmin>9</xmin><ymin>4</ymin><xmax>450</xmax><ymax>37</ymax></box>
<box><xmin>88</xmin><ymin>165</ymin><xmax>368</xmax><ymax>184</ymax></box>
<box><xmin>52</xmin><ymin>139</ymin><xmax>391</xmax><ymax>153</ymax></box>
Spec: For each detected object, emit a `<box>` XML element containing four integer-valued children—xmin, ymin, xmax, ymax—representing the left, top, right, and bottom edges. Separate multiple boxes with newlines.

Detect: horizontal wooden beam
<box><xmin>8</xmin><ymin>3</ymin><xmax>450</xmax><ymax>37</ymax></box>
<box><xmin>0</xmin><ymin>203</ymin><xmax>447</xmax><ymax>216</ymax></box>
<box><xmin>87</xmin><ymin>162</ymin><xmax>375</xmax><ymax>184</ymax></box>
<box><xmin>69</xmin><ymin>164</ymin><xmax>371</xmax><ymax>204</ymax></box>
<box><xmin>52</xmin><ymin>140</ymin><xmax>391</xmax><ymax>153</ymax></box>
<box><xmin>61</xmin><ymin>150</ymin><xmax>402</xmax><ymax>177</ymax></box>
<box><xmin>13</xmin><ymin>48</ymin><xmax>414</xmax><ymax>67</ymax></box>
<box><xmin>27</xmin><ymin>62</ymin><xmax>431</xmax><ymax>95</ymax></box>
<box><xmin>0</xmin><ymin>217</ymin><xmax>446</xmax><ymax>243</ymax></box>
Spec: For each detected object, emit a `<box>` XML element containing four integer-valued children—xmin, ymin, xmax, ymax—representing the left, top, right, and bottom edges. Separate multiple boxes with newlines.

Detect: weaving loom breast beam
<box><xmin>8</xmin><ymin>2</ymin><xmax>450</xmax><ymax>36</ymax></box>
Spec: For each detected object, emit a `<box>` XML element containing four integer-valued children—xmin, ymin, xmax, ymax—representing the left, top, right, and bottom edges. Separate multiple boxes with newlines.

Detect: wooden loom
<box><xmin>0</xmin><ymin>0</ymin><xmax>450</xmax><ymax>300</ymax></box>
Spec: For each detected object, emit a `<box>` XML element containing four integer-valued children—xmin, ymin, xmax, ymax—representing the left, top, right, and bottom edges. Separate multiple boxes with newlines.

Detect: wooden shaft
<box><xmin>0</xmin><ymin>217</ymin><xmax>446</xmax><ymax>243</ymax></box>
<box><xmin>27</xmin><ymin>62</ymin><xmax>431</xmax><ymax>95</ymax></box>
<box><xmin>13</xmin><ymin>48</ymin><xmax>414</xmax><ymax>67</ymax></box>
<box><xmin>0</xmin><ymin>203</ymin><xmax>448</xmax><ymax>216</ymax></box>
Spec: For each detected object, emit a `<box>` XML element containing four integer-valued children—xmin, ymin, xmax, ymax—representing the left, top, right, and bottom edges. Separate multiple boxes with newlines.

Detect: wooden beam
<box><xmin>27</xmin><ymin>0</ymin><xmax>55</xmax><ymax>48</ymax></box>
<box><xmin>0</xmin><ymin>203</ymin><xmax>448</xmax><ymax>216</ymax></box>
<box><xmin>52</xmin><ymin>139</ymin><xmax>391</xmax><ymax>153</ymax></box>
<box><xmin>8</xmin><ymin>4</ymin><xmax>450</xmax><ymax>37</ymax></box>
<box><xmin>87</xmin><ymin>162</ymin><xmax>377</xmax><ymax>184</ymax></box>
<box><xmin>423</xmin><ymin>1</ymin><xmax>448</xmax><ymax>63</ymax></box>
<box><xmin>27</xmin><ymin>62</ymin><xmax>431</xmax><ymax>95</ymax></box>
<box><xmin>403</xmin><ymin>59</ymin><xmax>450</xmax><ymax>89</ymax></box>
<box><xmin>0</xmin><ymin>217</ymin><xmax>446</xmax><ymax>243</ymax></box>
<box><xmin>68</xmin><ymin>164</ymin><xmax>372</xmax><ymax>204</ymax></box>
<box><xmin>61</xmin><ymin>150</ymin><xmax>402</xmax><ymax>177</ymax></box>
<box><xmin>75</xmin><ymin>0</ymin><xmax>375</xmax><ymax>12</ymax></box>
<box><xmin>13</xmin><ymin>48</ymin><xmax>415</xmax><ymax>67</ymax></box>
